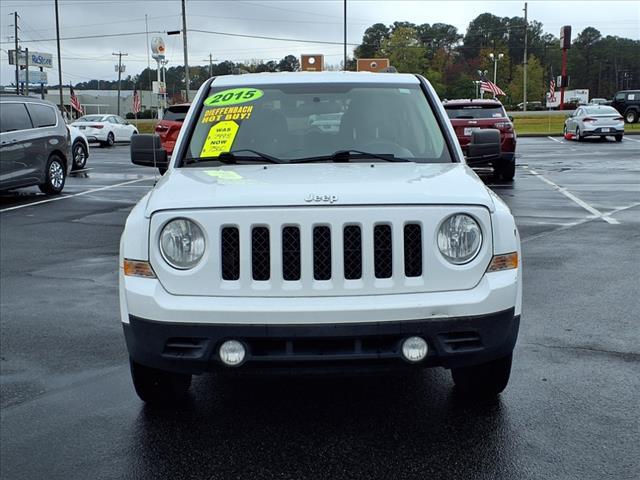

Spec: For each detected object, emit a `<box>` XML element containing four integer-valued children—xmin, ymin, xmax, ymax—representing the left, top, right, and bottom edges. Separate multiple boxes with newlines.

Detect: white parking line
<box><xmin>547</xmin><ymin>136</ymin><xmax>564</xmax><ymax>143</ymax></box>
<box><xmin>624</xmin><ymin>136</ymin><xmax>640</xmax><ymax>143</ymax></box>
<box><xmin>524</xmin><ymin>167</ymin><xmax>621</xmax><ymax>225</ymax></box>
<box><xmin>0</xmin><ymin>177</ymin><xmax>153</xmax><ymax>213</ymax></box>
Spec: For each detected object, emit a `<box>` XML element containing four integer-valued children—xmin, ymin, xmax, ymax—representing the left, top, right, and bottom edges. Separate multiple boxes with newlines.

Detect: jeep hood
<box><xmin>143</xmin><ymin>163</ymin><xmax>495</xmax><ymax>215</ymax></box>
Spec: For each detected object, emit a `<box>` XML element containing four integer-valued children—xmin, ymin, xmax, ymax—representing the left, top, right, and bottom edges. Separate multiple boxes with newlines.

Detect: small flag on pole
<box><xmin>480</xmin><ymin>78</ymin><xmax>506</xmax><ymax>97</ymax></box>
<box><xmin>132</xmin><ymin>88</ymin><xmax>141</xmax><ymax>114</ymax></box>
<box><xmin>69</xmin><ymin>85</ymin><xmax>83</xmax><ymax>114</ymax></box>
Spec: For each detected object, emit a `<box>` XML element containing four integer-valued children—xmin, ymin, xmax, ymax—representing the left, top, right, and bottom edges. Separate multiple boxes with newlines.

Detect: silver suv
<box><xmin>0</xmin><ymin>96</ymin><xmax>71</xmax><ymax>195</ymax></box>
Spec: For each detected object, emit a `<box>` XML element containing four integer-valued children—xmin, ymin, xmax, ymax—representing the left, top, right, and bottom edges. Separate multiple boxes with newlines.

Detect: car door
<box><xmin>106</xmin><ymin>116</ymin><xmax>120</xmax><ymax>140</ymax></box>
<box><xmin>25</xmin><ymin>102</ymin><xmax>60</xmax><ymax>184</ymax></box>
<box><xmin>116</xmin><ymin>116</ymin><xmax>133</xmax><ymax>140</ymax></box>
<box><xmin>0</xmin><ymin>102</ymin><xmax>34</xmax><ymax>189</ymax></box>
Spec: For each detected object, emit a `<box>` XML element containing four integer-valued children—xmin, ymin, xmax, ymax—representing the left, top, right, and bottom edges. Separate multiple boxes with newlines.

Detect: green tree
<box><xmin>354</xmin><ymin>23</ymin><xmax>391</xmax><ymax>58</ymax></box>
<box><xmin>507</xmin><ymin>55</ymin><xmax>544</xmax><ymax>104</ymax></box>
<box><xmin>379</xmin><ymin>26</ymin><xmax>426</xmax><ymax>74</ymax></box>
<box><xmin>277</xmin><ymin>55</ymin><xmax>300</xmax><ymax>72</ymax></box>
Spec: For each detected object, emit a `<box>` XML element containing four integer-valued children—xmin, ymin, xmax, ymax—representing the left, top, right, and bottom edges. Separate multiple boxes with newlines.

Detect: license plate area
<box><xmin>601</xmin><ymin>128</ymin><xmax>610</xmax><ymax>132</ymax></box>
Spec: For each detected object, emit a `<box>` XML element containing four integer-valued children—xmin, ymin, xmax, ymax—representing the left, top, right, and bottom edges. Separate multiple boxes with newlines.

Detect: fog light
<box><xmin>401</xmin><ymin>336</ymin><xmax>428</xmax><ymax>363</ymax></box>
<box><xmin>219</xmin><ymin>340</ymin><xmax>246</xmax><ymax>366</ymax></box>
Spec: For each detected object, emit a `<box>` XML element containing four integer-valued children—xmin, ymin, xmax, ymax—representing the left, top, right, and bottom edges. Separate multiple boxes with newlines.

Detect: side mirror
<box><xmin>508</xmin><ymin>115</ymin><xmax>514</xmax><ymax>122</ymax></box>
<box><xmin>466</xmin><ymin>129</ymin><xmax>501</xmax><ymax>164</ymax></box>
<box><xmin>130</xmin><ymin>134</ymin><xmax>169</xmax><ymax>169</ymax></box>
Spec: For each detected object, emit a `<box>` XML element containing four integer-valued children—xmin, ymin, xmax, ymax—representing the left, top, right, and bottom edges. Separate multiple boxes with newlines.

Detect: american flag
<box><xmin>69</xmin><ymin>85</ymin><xmax>83</xmax><ymax>114</ymax></box>
<box><xmin>549</xmin><ymin>78</ymin><xmax>556</xmax><ymax>102</ymax></box>
<box><xmin>480</xmin><ymin>79</ymin><xmax>506</xmax><ymax>97</ymax></box>
<box><xmin>132</xmin><ymin>88</ymin><xmax>141</xmax><ymax>114</ymax></box>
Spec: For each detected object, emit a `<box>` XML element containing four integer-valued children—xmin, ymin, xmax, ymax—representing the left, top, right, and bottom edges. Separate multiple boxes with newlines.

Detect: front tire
<box><xmin>575</xmin><ymin>127</ymin><xmax>584</xmax><ymax>142</ymax></box>
<box><xmin>451</xmin><ymin>353</ymin><xmax>512</xmax><ymax>397</ymax></box>
<box><xmin>38</xmin><ymin>155</ymin><xmax>66</xmax><ymax>195</ymax></box>
<box><xmin>625</xmin><ymin>110</ymin><xmax>638</xmax><ymax>124</ymax></box>
<box><xmin>72</xmin><ymin>141</ymin><xmax>88</xmax><ymax>170</ymax></box>
<box><xmin>130</xmin><ymin>359</ymin><xmax>192</xmax><ymax>404</ymax></box>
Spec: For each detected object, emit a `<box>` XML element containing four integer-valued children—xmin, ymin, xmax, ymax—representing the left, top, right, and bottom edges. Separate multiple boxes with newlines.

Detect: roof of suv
<box><xmin>0</xmin><ymin>95</ymin><xmax>58</xmax><ymax>107</ymax></box>
<box><xmin>211</xmin><ymin>71</ymin><xmax>420</xmax><ymax>87</ymax></box>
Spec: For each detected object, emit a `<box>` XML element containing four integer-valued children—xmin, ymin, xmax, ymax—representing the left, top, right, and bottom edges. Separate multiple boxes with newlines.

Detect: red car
<box><xmin>154</xmin><ymin>104</ymin><xmax>190</xmax><ymax>155</ymax></box>
<box><xmin>444</xmin><ymin>99</ymin><xmax>516</xmax><ymax>181</ymax></box>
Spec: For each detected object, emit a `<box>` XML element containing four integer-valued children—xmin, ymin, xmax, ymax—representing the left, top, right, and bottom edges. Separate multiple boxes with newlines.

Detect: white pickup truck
<box><xmin>120</xmin><ymin>72</ymin><xmax>522</xmax><ymax>404</ymax></box>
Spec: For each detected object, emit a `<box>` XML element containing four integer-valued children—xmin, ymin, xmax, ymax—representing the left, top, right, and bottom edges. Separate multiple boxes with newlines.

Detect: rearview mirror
<box><xmin>130</xmin><ymin>134</ymin><xmax>169</xmax><ymax>170</ymax></box>
<box><xmin>466</xmin><ymin>129</ymin><xmax>501</xmax><ymax>164</ymax></box>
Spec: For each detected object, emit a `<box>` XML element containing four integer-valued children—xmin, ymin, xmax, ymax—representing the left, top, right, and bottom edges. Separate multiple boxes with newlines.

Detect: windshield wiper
<box><xmin>184</xmin><ymin>149</ymin><xmax>283</xmax><ymax>165</ymax></box>
<box><xmin>454</xmin><ymin>115</ymin><xmax>475</xmax><ymax>119</ymax></box>
<box><xmin>292</xmin><ymin>149</ymin><xmax>410</xmax><ymax>163</ymax></box>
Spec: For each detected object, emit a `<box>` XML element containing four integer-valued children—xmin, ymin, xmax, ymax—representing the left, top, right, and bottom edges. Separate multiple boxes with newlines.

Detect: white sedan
<box><xmin>72</xmin><ymin>114</ymin><xmax>138</xmax><ymax>147</ymax></box>
<box><xmin>564</xmin><ymin>105</ymin><xmax>624</xmax><ymax>142</ymax></box>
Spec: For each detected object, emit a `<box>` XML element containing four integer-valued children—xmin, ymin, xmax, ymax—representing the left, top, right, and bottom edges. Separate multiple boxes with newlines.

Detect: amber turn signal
<box><xmin>123</xmin><ymin>259</ymin><xmax>156</xmax><ymax>278</ymax></box>
<box><xmin>487</xmin><ymin>252</ymin><xmax>518</xmax><ymax>272</ymax></box>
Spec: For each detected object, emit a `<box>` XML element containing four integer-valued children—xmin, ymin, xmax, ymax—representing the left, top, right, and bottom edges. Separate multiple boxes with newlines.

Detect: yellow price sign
<box><xmin>200</xmin><ymin>120</ymin><xmax>239</xmax><ymax>158</ymax></box>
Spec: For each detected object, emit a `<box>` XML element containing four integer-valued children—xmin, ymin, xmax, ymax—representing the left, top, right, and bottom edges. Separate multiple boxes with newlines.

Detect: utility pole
<box><xmin>113</xmin><ymin>51</ymin><xmax>128</xmax><ymax>116</ymax></box>
<box><xmin>13</xmin><ymin>12</ymin><xmax>19</xmax><ymax>95</ymax></box>
<box><xmin>55</xmin><ymin>0</ymin><xmax>64</xmax><ymax>112</ymax></box>
<box><xmin>181</xmin><ymin>0</ymin><xmax>190</xmax><ymax>102</ymax></box>
<box><xmin>523</xmin><ymin>2</ymin><xmax>528</xmax><ymax>112</ymax></box>
<box><xmin>25</xmin><ymin>47</ymin><xmax>29</xmax><ymax>95</ymax></box>
<box><xmin>343</xmin><ymin>0</ymin><xmax>347</xmax><ymax>70</ymax></box>
<box><xmin>208</xmin><ymin>53</ymin><xmax>213</xmax><ymax>77</ymax></box>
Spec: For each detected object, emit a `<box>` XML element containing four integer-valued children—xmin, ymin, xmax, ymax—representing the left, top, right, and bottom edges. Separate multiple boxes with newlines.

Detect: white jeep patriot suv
<box><xmin>120</xmin><ymin>72</ymin><xmax>522</xmax><ymax>403</ymax></box>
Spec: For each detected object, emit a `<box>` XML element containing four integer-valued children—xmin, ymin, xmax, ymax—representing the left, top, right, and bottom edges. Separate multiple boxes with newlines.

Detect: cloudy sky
<box><xmin>1</xmin><ymin>0</ymin><xmax>638</xmax><ymax>86</ymax></box>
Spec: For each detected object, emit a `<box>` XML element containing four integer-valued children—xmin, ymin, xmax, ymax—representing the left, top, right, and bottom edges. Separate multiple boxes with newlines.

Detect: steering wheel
<box><xmin>360</xmin><ymin>140</ymin><xmax>414</xmax><ymax>158</ymax></box>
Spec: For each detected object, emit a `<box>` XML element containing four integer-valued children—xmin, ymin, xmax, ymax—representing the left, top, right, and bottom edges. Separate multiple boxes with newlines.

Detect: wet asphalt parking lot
<box><xmin>1</xmin><ymin>136</ymin><xmax>639</xmax><ymax>480</ymax></box>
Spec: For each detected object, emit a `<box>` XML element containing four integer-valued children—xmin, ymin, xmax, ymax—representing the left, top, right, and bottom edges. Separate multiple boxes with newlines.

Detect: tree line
<box><xmin>69</xmin><ymin>12</ymin><xmax>639</xmax><ymax>107</ymax></box>
<box><xmin>352</xmin><ymin>14</ymin><xmax>639</xmax><ymax>105</ymax></box>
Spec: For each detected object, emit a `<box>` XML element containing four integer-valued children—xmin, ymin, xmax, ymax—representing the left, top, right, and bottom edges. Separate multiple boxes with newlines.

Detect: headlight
<box><xmin>159</xmin><ymin>218</ymin><xmax>205</xmax><ymax>269</ymax></box>
<box><xmin>437</xmin><ymin>214</ymin><xmax>482</xmax><ymax>264</ymax></box>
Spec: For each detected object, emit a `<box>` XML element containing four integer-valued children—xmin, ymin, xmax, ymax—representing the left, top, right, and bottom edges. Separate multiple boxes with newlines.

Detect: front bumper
<box><xmin>124</xmin><ymin>309</ymin><xmax>520</xmax><ymax>374</ymax></box>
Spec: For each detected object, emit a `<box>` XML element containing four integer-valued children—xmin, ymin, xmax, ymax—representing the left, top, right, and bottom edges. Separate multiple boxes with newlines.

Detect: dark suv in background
<box><xmin>1</xmin><ymin>96</ymin><xmax>71</xmax><ymax>195</ymax></box>
<box><xmin>444</xmin><ymin>99</ymin><xmax>516</xmax><ymax>181</ymax></box>
<box><xmin>611</xmin><ymin>90</ymin><xmax>640</xmax><ymax>124</ymax></box>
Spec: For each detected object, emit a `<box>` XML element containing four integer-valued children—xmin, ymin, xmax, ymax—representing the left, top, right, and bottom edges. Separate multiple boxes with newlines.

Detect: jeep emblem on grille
<box><xmin>305</xmin><ymin>194</ymin><xmax>338</xmax><ymax>204</ymax></box>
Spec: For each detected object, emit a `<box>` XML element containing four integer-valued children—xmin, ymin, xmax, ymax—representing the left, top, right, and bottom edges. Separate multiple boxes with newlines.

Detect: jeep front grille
<box><xmin>221</xmin><ymin>222</ymin><xmax>423</xmax><ymax>284</ymax></box>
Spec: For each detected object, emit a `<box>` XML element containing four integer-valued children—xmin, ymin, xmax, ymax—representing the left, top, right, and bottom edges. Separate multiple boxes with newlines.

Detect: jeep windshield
<box><xmin>182</xmin><ymin>82</ymin><xmax>452</xmax><ymax>165</ymax></box>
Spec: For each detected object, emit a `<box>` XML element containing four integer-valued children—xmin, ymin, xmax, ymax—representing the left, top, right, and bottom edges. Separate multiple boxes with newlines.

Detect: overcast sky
<box><xmin>1</xmin><ymin>0</ymin><xmax>638</xmax><ymax>86</ymax></box>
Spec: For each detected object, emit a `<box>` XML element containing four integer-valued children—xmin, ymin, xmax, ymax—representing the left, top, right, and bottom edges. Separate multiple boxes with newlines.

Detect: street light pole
<box><xmin>489</xmin><ymin>52</ymin><xmax>504</xmax><ymax>99</ymax></box>
<box><xmin>54</xmin><ymin>0</ymin><xmax>64</xmax><ymax>111</ymax></box>
<box><xmin>343</xmin><ymin>0</ymin><xmax>347</xmax><ymax>70</ymax></box>
<box><xmin>523</xmin><ymin>2</ymin><xmax>528</xmax><ymax>112</ymax></box>
<box><xmin>181</xmin><ymin>0</ymin><xmax>190</xmax><ymax>102</ymax></box>
<box><xmin>13</xmin><ymin>12</ymin><xmax>19</xmax><ymax>95</ymax></box>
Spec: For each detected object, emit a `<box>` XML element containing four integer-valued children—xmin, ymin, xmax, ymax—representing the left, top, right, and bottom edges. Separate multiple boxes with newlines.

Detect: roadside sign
<box><xmin>357</xmin><ymin>58</ymin><xmax>390</xmax><ymax>72</ymax></box>
<box><xmin>152</xmin><ymin>81</ymin><xmax>166</xmax><ymax>94</ymax></box>
<box><xmin>8</xmin><ymin>50</ymin><xmax>53</xmax><ymax>68</ymax></box>
<box><xmin>18</xmin><ymin>70</ymin><xmax>48</xmax><ymax>84</ymax></box>
<box><xmin>301</xmin><ymin>54</ymin><xmax>324</xmax><ymax>72</ymax></box>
